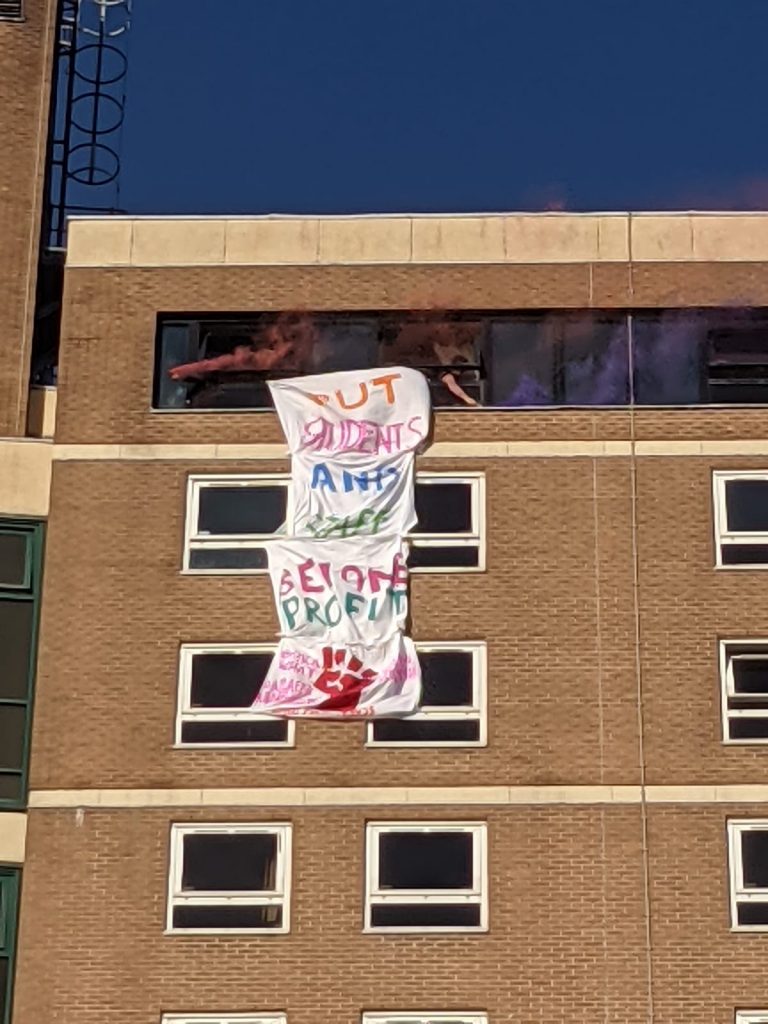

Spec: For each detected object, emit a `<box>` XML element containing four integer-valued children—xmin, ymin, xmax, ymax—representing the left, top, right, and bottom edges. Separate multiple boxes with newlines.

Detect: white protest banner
<box><xmin>270</xmin><ymin>365</ymin><xmax>431</xmax><ymax>457</ymax></box>
<box><xmin>291</xmin><ymin>449</ymin><xmax>415</xmax><ymax>539</ymax></box>
<box><xmin>266</xmin><ymin>534</ymin><xmax>409</xmax><ymax>645</ymax></box>
<box><xmin>252</xmin><ymin>634</ymin><xmax>421</xmax><ymax>718</ymax></box>
<box><xmin>252</xmin><ymin>366</ymin><xmax>431</xmax><ymax>719</ymax></box>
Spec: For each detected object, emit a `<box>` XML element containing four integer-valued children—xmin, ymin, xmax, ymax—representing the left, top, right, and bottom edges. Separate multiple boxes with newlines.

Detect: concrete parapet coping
<box><xmin>66</xmin><ymin>211</ymin><xmax>768</xmax><ymax>268</ymax></box>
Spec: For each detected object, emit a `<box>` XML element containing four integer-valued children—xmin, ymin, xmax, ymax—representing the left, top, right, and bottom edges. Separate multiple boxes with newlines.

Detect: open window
<box><xmin>167</xmin><ymin>824</ymin><xmax>292</xmax><ymax>934</ymax></box>
<box><xmin>728</xmin><ymin>820</ymin><xmax>768</xmax><ymax>929</ymax></box>
<box><xmin>720</xmin><ymin>641</ymin><xmax>768</xmax><ymax>742</ymax></box>
<box><xmin>365</xmin><ymin>822</ymin><xmax>488</xmax><ymax>932</ymax></box>
<box><xmin>368</xmin><ymin>643</ymin><xmax>486</xmax><ymax>746</ymax></box>
<box><xmin>713</xmin><ymin>472</ymin><xmax>768</xmax><ymax>567</ymax></box>
<box><xmin>184</xmin><ymin>473</ymin><xmax>485</xmax><ymax>574</ymax></box>
<box><xmin>176</xmin><ymin>645</ymin><xmax>292</xmax><ymax>747</ymax></box>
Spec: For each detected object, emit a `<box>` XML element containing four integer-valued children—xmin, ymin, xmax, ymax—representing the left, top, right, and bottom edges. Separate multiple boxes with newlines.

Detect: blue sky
<box><xmin>118</xmin><ymin>0</ymin><xmax>768</xmax><ymax>215</ymax></box>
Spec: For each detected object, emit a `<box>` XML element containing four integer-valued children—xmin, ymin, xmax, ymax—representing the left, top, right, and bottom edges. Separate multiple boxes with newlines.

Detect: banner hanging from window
<box><xmin>253</xmin><ymin>367</ymin><xmax>431</xmax><ymax>718</ymax></box>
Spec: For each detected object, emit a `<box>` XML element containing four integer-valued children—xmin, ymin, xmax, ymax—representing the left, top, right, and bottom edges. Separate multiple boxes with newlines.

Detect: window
<box><xmin>363</xmin><ymin>1016</ymin><xmax>487</xmax><ymax>1024</ymax></box>
<box><xmin>167</xmin><ymin>824</ymin><xmax>291</xmax><ymax>934</ymax></box>
<box><xmin>367</xmin><ymin>643</ymin><xmax>486</xmax><ymax>746</ymax></box>
<box><xmin>162</xmin><ymin>1017</ymin><xmax>286</xmax><ymax>1024</ymax></box>
<box><xmin>0</xmin><ymin>519</ymin><xmax>43</xmax><ymax>807</ymax></box>
<box><xmin>184</xmin><ymin>474</ymin><xmax>485</xmax><ymax>574</ymax></box>
<box><xmin>183</xmin><ymin>475</ymin><xmax>291</xmax><ymax>572</ymax></box>
<box><xmin>365</xmin><ymin>822</ymin><xmax>488</xmax><ymax>932</ymax></box>
<box><xmin>176</xmin><ymin>644</ymin><xmax>293</xmax><ymax>747</ymax></box>
<box><xmin>0</xmin><ymin>871</ymin><xmax>19</xmax><ymax>1024</ymax></box>
<box><xmin>728</xmin><ymin>820</ymin><xmax>768</xmax><ymax>929</ymax></box>
<box><xmin>409</xmin><ymin>474</ymin><xmax>485</xmax><ymax>571</ymax></box>
<box><xmin>737</xmin><ymin>1015</ymin><xmax>768</xmax><ymax>1024</ymax></box>
<box><xmin>0</xmin><ymin>2</ymin><xmax>23</xmax><ymax>19</ymax></box>
<box><xmin>713</xmin><ymin>472</ymin><xmax>768</xmax><ymax>567</ymax></box>
<box><xmin>720</xmin><ymin>641</ymin><xmax>768</xmax><ymax>742</ymax></box>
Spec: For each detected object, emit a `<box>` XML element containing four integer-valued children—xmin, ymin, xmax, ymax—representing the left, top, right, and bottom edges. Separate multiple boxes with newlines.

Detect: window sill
<box><xmin>365</xmin><ymin>739</ymin><xmax>487</xmax><ymax>749</ymax></box>
<box><xmin>172</xmin><ymin>741</ymin><xmax>294</xmax><ymax>750</ymax></box>
<box><xmin>164</xmin><ymin>926</ymin><xmax>290</xmax><ymax>936</ymax></box>
<box><xmin>363</xmin><ymin>925</ymin><xmax>488</xmax><ymax>935</ymax></box>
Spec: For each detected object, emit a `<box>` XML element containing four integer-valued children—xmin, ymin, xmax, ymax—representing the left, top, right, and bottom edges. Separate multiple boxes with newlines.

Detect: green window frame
<box><xmin>0</xmin><ymin>519</ymin><xmax>44</xmax><ymax>808</ymax></box>
<box><xmin>0</xmin><ymin>869</ymin><xmax>20</xmax><ymax>1024</ymax></box>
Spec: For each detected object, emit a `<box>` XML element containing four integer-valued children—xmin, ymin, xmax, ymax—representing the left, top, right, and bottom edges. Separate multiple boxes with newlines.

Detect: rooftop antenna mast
<box><xmin>46</xmin><ymin>0</ymin><xmax>131</xmax><ymax>249</ymax></box>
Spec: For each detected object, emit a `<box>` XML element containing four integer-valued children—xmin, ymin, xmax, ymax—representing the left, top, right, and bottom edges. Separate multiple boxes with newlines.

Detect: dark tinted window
<box><xmin>632</xmin><ymin>311</ymin><xmax>704</xmax><ymax>405</ymax></box>
<box><xmin>188</xmin><ymin>547</ymin><xmax>269</xmax><ymax>570</ymax></box>
<box><xmin>172</xmin><ymin>905</ymin><xmax>283</xmax><ymax>929</ymax></box>
<box><xmin>490</xmin><ymin>312</ymin><xmax>628</xmax><ymax>407</ymax></box>
<box><xmin>741</xmin><ymin>830</ymin><xmax>768</xmax><ymax>887</ymax></box>
<box><xmin>0</xmin><ymin>707</ymin><xmax>25</xmax><ymax>771</ymax></box>
<box><xmin>725</xmin><ymin>480</ymin><xmax>768</xmax><ymax>533</ymax></box>
<box><xmin>0</xmin><ymin>600</ymin><xmax>33</xmax><ymax>700</ymax></box>
<box><xmin>379</xmin><ymin>831</ymin><xmax>473</xmax><ymax>889</ymax></box>
<box><xmin>182</xmin><ymin>833</ymin><xmax>277</xmax><ymax>891</ymax></box>
<box><xmin>0</xmin><ymin>533</ymin><xmax>27</xmax><ymax>588</ymax></box>
<box><xmin>181</xmin><ymin>720</ymin><xmax>288</xmax><ymax>744</ymax></box>
<box><xmin>737</xmin><ymin>902</ymin><xmax>768</xmax><ymax>926</ymax></box>
<box><xmin>370</xmin><ymin>904</ymin><xmax>481</xmax><ymax>928</ymax></box>
<box><xmin>414</xmin><ymin>484</ymin><xmax>472</xmax><ymax>534</ymax></box>
<box><xmin>732</xmin><ymin>658</ymin><xmax>768</xmax><ymax>695</ymax></box>
<box><xmin>190</xmin><ymin>652</ymin><xmax>273</xmax><ymax>708</ymax></box>
<box><xmin>420</xmin><ymin>651</ymin><xmax>473</xmax><ymax>706</ymax></box>
<box><xmin>408</xmin><ymin>545</ymin><xmax>480</xmax><ymax>569</ymax></box>
<box><xmin>372</xmin><ymin>719</ymin><xmax>480</xmax><ymax>743</ymax></box>
<box><xmin>197</xmin><ymin>486</ymin><xmax>286</xmax><ymax>535</ymax></box>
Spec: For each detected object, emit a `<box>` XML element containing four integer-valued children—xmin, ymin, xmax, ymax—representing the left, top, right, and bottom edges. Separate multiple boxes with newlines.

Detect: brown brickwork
<box><xmin>19</xmin><ymin>255</ymin><xmax>768</xmax><ymax>1024</ymax></box>
<box><xmin>12</xmin><ymin>805</ymin><xmax>652</xmax><ymax>1024</ymax></box>
<box><xmin>0</xmin><ymin>0</ymin><xmax>56</xmax><ymax>436</ymax></box>
<box><xmin>56</xmin><ymin>261</ymin><xmax>768</xmax><ymax>445</ymax></box>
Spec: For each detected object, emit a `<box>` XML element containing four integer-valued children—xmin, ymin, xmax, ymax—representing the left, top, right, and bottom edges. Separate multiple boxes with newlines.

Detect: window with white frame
<box><xmin>176</xmin><ymin>644</ymin><xmax>293</xmax><ymax>747</ymax></box>
<box><xmin>409</xmin><ymin>474</ymin><xmax>485</xmax><ymax>571</ymax></box>
<box><xmin>728</xmin><ymin>820</ymin><xmax>768</xmax><ymax>928</ymax></box>
<box><xmin>736</xmin><ymin>1015</ymin><xmax>768</xmax><ymax>1024</ymax></box>
<box><xmin>367</xmin><ymin>643</ymin><xmax>486</xmax><ymax>746</ymax></box>
<box><xmin>183</xmin><ymin>473</ymin><xmax>485</xmax><ymax>573</ymax></box>
<box><xmin>365</xmin><ymin>822</ymin><xmax>488</xmax><ymax>932</ymax></box>
<box><xmin>162</xmin><ymin>1017</ymin><xmax>286</xmax><ymax>1024</ymax></box>
<box><xmin>714</xmin><ymin>472</ymin><xmax>768</xmax><ymax>567</ymax></box>
<box><xmin>167</xmin><ymin>824</ymin><xmax>291</xmax><ymax>933</ymax></box>
<box><xmin>720</xmin><ymin>641</ymin><xmax>768</xmax><ymax>742</ymax></box>
<box><xmin>184</xmin><ymin>474</ymin><xmax>291</xmax><ymax>571</ymax></box>
<box><xmin>362</xmin><ymin>1015</ymin><xmax>487</xmax><ymax>1024</ymax></box>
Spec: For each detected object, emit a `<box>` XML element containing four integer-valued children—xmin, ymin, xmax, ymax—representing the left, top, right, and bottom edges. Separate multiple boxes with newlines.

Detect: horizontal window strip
<box><xmin>29</xmin><ymin>784</ymin><xmax>768</xmax><ymax>808</ymax></box>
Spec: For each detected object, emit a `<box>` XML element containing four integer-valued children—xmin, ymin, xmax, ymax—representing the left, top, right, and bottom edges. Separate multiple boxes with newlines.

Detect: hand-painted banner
<box><xmin>252</xmin><ymin>634</ymin><xmax>421</xmax><ymax>718</ymax></box>
<box><xmin>269</xmin><ymin>366</ymin><xmax>431</xmax><ymax>458</ymax></box>
<box><xmin>266</xmin><ymin>534</ymin><xmax>409</xmax><ymax>645</ymax></box>
<box><xmin>253</xmin><ymin>366</ymin><xmax>431</xmax><ymax>719</ymax></box>
<box><xmin>292</xmin><ymin>449</ymin><xmax>415</xmax><ymax>539</ymax></box>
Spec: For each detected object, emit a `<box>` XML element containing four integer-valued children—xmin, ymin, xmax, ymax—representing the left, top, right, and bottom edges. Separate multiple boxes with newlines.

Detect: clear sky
<box><xmin>118</xmin><ymin>0</ymin><xmax>768</xmax><ymax>215</ymax></box>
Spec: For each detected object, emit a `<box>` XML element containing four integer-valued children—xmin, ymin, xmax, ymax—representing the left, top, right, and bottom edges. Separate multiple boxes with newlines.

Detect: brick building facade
<box><xmin>6</xmin><ymin>11</ymin><xmax>768</xmax><ymax>1024</ymax></box>
<box><xmin>0</xmin><ymin>211</ymin><xmax>768</xmax><ymax>1024</ymax></box>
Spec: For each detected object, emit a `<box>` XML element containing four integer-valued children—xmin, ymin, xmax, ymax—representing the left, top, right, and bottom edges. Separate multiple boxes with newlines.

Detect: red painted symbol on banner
<box><xmin>313</xmin><ymin>647</ymin><xmax>377</xmax><ymax>711</ymax></box>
